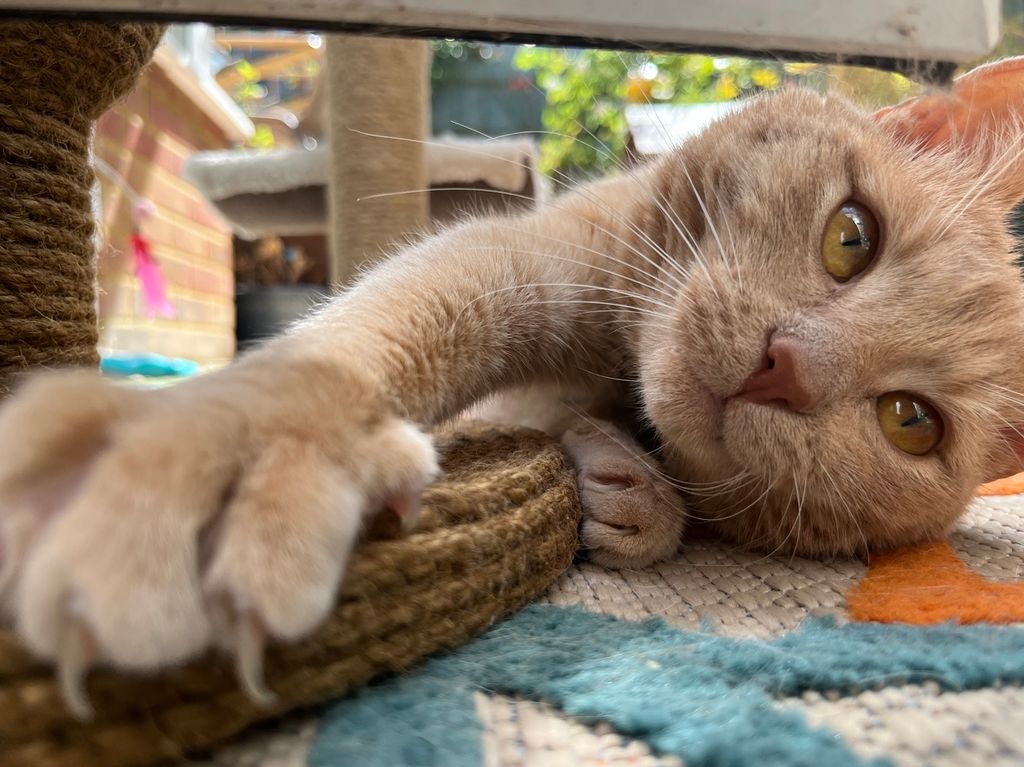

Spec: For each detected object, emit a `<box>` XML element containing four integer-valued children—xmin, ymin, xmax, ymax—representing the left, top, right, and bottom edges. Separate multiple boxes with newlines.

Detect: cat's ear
<box><xmin>874</xmin><ymin>57</ymin><xmax>1024</xmax><ymax>209</ymax></box>
<box><xmin>981</xmin><ymin>425</ymin><xmax>1024</xmax><ymax>484</ymax></box>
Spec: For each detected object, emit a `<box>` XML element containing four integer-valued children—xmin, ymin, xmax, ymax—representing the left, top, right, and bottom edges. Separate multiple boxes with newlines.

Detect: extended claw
<box><xmin>389</xmin><ymin>492</ymin><xmax>423</xmax><ymax>534</ymax></box>
<box><xmin>0</xmin><ymin>545</ymin><xmax>12</xmax><ymax>609</ymax></box>
<box><xmin>57</xmin><ymin>617</ymin><xmax>96</xmax><ymax>720</ymax></box>
<box><xmin>0</xmin><ymin>517</ymin><xmax>31</xmax><ymax>610</ymax></box>
<box><xmin>235</xmin><ymin>611</ymin><xmax>276</xmax><ymax>706</ymax></box>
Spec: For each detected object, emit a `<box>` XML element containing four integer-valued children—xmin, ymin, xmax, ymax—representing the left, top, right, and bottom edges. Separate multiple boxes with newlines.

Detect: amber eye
<box><xmin>822</xmin><ymin>202</ymin><xmax>880</xmax><ymax>282</ymax></box>
<box><xmin>876</xmin><ymin>392</ymin><xmax>944</xmax><ymax>456</ymax></box>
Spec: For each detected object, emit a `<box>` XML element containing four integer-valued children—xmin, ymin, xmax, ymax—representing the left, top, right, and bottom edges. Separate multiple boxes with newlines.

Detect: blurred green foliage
<box><xmin>511</xmin><ymin>49</ymin><xmax>920</xmax><ymax>177</ymax></box>
<box><xmin>511</xmin><ymin>49</ymin><xmax>792</xmax><ymax>177</ymax></box>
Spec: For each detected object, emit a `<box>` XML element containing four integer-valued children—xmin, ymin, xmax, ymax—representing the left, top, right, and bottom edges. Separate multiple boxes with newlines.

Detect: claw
<box><xmin>0</xmin><ymin>517</ymin><xmax>30</xmax><ymax>610</ymax></box>
<box><xmin>0</xmin><ymin>548</ymin><xmax>14</xmax><ymax>608</ymax></box>
<box><xmin>57</xmin><ymin>618</ymin><xmax>96</xmax><ymax>720</ymax></box>
<box><xmin>235</xmin><ymin>611</ymin><xmax>276</xmax><ymax>706</ymax></box>
<box><xmin>389</xmin><ymin>492</ymin><xmax>423</xmax><ymax>534</ymax></box>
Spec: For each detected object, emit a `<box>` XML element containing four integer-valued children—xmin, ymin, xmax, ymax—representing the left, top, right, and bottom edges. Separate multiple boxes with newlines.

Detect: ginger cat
<box><xmin>3</xmin><ymin>58</ymin><xmax>1024</xmax><ymax>709</ymax></box>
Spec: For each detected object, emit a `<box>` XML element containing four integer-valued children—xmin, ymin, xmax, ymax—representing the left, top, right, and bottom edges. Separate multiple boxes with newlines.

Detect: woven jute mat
<box><xmin>0</xmin><ymin>425</ymin><xmax>581</xmax><ymax>767</ymax></box>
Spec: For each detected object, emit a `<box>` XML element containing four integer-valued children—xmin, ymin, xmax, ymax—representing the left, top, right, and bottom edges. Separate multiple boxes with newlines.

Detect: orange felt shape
<box><xmin>847</xmin><ymin>541</ymin><xmax>1024</xmax><ymax>625</ymax></box>
<box><xmin>977</xmin><ymin>471</ymin><xmax>1024</xmax><ymax>496</ymax></box>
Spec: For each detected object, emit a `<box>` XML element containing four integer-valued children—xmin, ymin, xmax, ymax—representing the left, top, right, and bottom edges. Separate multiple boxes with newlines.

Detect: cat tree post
<box><xmin>324</xmin><ymin>35</ymin><xmax>430</xmax><ymax>286</ymax></box>
<box><xmin>0</xmin><ymin>21</ymin><xmax>164</xmax><ymax>394</ymax></box>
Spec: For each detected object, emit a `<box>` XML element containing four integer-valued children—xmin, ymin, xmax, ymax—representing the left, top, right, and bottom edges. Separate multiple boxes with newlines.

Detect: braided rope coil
<box><xmin>0</xmin><ymin>426</ymin><xmax>582</xmax><ymax>767</ymax></box>
<box><xmin>0</xmin><ymin>22</ymin><xmax>165</xmax><ymax>393</ymax></box>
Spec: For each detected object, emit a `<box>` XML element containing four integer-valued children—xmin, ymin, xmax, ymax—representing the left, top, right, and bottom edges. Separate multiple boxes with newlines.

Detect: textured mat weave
<box><xmin>473</xmin><ymin>497</ymin><xmax>1024</xmax><ymax>767</ymax></box>
<box><xmin>0</xmin><ymin>426</ymin><xmax>581</xmax><ymax>767</ymax></box>
<box><xmin>200</xmin><ymin>493</ymin><xmax>1024</xmax><ymax>767</ymax></box>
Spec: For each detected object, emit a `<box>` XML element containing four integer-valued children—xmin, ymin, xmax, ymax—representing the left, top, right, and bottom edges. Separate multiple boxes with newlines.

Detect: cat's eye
<box><xmin>822</xmin><ymin>202</ymin><xmax>880</xmax><ymax>282</ymax></box>
<box><xmin>876</xmin><ymin>392</ymin><xmax>944</xmax><ymax>456</ymax></box>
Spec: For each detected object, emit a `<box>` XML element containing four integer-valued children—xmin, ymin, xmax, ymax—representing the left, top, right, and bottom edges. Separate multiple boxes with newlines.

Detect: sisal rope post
<box><xmin>324</xmin><ymin>35</ymin><xmax>430</xmax><ymax>286</ymax></box>
<box><xmin>0</xmin><ymin>22</ymin><xmax>164</xmax><ymax>395</ymax></box>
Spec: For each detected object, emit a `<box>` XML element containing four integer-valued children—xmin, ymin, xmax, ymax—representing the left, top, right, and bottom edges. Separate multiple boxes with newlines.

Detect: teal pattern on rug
<box><xmin>309</xmin><ymin>605</ymin><xmax>1024</xmax><ymax>767</ymax></box>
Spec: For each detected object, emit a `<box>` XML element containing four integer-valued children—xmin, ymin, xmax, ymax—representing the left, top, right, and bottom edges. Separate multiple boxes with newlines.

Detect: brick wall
<box><xmin>94</xmin><ymin>54</ymin><xmax>237</xmax><ymax>366</ymax></box>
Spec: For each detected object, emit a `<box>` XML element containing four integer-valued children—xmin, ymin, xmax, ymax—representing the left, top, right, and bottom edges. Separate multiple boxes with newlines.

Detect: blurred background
<box><xmin>90</xmin><ymin>0</ymin><xmax>1024</xmax><ymax>379</ymax></box>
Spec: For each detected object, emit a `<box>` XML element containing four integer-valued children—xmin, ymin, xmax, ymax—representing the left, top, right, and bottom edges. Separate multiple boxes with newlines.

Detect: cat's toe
<box><xmin>578</xmin><ymin>470</ymin><xmax>686</xmax><ymax>569</ymax></box>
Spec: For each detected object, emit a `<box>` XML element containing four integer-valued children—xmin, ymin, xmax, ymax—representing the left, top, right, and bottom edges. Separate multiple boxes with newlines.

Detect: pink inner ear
<box><xmin>874</xmin><ymin>56</ymin><xmax>1024</xmax><ymax>152</ymax></box>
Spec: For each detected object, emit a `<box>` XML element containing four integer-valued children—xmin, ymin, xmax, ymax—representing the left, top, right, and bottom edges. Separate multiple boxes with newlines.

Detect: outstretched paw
<box><xmin>0</xmin><ymin>366</ymin><xmax>439</xmax><ymax>714</ymax></box>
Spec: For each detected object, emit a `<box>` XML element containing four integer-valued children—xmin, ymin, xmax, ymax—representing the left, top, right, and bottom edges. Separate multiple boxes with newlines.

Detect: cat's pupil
<box><xmin>901</xmin><ymin>412</ymin><xmax>927</xmax><ymax>428</ymax></box>
<box><xmin>821</xmin><ymin>202</ymin><xmax>880</xmax><ymax>282</ymax></box>
<box><xmin>877</xmin><ymin>392</ymin><xmax>944</xmax><ymax>456</ymax></box>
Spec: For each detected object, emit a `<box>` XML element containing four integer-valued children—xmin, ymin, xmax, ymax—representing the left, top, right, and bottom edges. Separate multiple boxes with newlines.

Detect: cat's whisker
<box><xmin>816</xmin><ymin>458</ymin><xmax>869</xmax><ymax>560</ymax></box>
<box><xmin>513</xmin><ymin>282</ymin><xmax>677</xmax><ymax>311</ymax></box>
<box><xmin>354</xmin><ymin>127</ymin><xmax>703</xmax><ymax>301</ymax></box>
<box><xmin>464</xmin><ymin>243</ymin><xmax>680</xmax><ymax>305</ymax></box>
<box><xmin>351</xmin><ymin>128</ymin><xmax>692</xmax><ymax>291</ymax></box>
<box><xmin>785</xmin><ymin>470</ymin><xmax>808</xmax><ymax>566</ymax></box>
<box><xmin>648</xmin><ymin>186</ymin><xmax>721</xmax><ymax>299</ymax></box>
<box><xmin>972</xmin><ymin>400</ymin><xmax>1024</xmax><ymax>451</ymax></box>
<box><xmin>720</xmin><ymin>476</ymin><xmax>795</xmax><ymax>560</ymax></box>
<box><xmin>936</xmin><ymin>129</ymin><xmax>1024</xmax><ymax>238</ymax></box>
<box><xmin>527</xmin><ymin>298</ymin><xmax>667</xmax><ymax>318</ymax></box>
<box><xmin>675</xmin><ymin>162</ymin><xmax>728</xmax><ymax>297</ymax></box>
<box><xmin>679</xmin><ymin>473</ymin><xmax>759</xmax><ymax>502</ymax></box>
<box><xmin>446</xmin><ymin>122</ymin><xmax>700</xmax><ymax>290</ymax></box>
<box><xmin>550</xmin><ymin>116</ymin><xmax>726</xmax><ymax>295</ymax></box>
<box><xmin>602</xmin><ymin>55</ymin><xmax>724</xmax><ymax>293</ymax></box>
<box><xmin>452</xmin><ymin>280</ymin><xmax>675</xmax><ymax>333</ymax></box>
<box><xmin>706</xmin><ymin>176</ymin><xmax>744</xmax><ymax>290</ymax></box>
<box><xmin>763</xmin><ymin>476</ymin><xmax>802</xmax><ymax>561</ymax></box>
<box><xmin>688</xmin><ymin>474</ymin><xmax>773</xmax><ymax>522</ymax></box>
<box><xmin>574</xmin><ymin>366</ymin><xmax>642</xmax><ymax>384</ymax></box>
<box><xmin>451</xmin><ymin>121</ymin><xmax>630</xmax><ymax>176</ymax></box>
<box><xmin>979</xmin><ymin>381</ymin><xmax>1024</xmax><ymax>401</ymax></box>
<box><xmin>495</xmin><ymin>223</ymin><xmax>683</xmax><ymax>298</ymax></box>
<box><xmin>561</xmin><ymin>404</ymin><xmax>758</xmax><ymax>495</ymax></box>
<box><xmin>614</xmin><ymin>51</ymin><xmax>678</xmax><ymax>152</ymax></box>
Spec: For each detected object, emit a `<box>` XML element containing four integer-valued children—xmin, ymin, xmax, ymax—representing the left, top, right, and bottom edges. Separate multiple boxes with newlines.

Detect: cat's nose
<box><xmin>734</xmin><ymin>337</ymin><xmax>817</xmax><ymax>413</ymax></box>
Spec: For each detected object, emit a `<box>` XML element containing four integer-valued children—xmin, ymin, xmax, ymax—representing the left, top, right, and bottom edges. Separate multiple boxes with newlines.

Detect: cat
<box><xmin>2</xmin><ymin>57</ymin><xmax>1024</xmax><ymax>711</ymax></box>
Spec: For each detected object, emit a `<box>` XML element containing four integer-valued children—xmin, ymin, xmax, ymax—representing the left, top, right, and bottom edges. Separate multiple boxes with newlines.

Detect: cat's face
<box><xmin>638</xmin><ymin>80</ymin><xmax>1024</xmax><ymax>556</ymax></box>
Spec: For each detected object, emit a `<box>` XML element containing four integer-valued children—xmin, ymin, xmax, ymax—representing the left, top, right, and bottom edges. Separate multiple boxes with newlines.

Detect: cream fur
<box><xmin>2</xmin><ymin>81</ymin><xmax>1024</xmax><ymax>685</ymax></box>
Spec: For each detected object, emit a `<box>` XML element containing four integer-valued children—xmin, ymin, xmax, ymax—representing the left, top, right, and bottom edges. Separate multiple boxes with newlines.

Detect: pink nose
<box><xmin>734</xmin><ymin>337</ymin><xmax>816</xmax><ymax>412</ymax></box>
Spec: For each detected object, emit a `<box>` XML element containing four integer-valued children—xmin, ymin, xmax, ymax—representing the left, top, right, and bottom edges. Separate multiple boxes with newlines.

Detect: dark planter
<box><xmin>235</xmin><ymin>284</ymin><xmax>330</xmax><ymax>351</ymax></box>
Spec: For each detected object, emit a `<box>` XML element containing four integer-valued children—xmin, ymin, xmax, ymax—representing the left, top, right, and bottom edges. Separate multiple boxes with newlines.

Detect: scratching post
<box><xmin>325</xmin><ymin>35</ymin><xmax>430</xmax><ymax>286</ymax></box>
<box><xmin>0</xmin><ymin>22</ymin><xmax>164</xmax><ymax>395</ymax></box>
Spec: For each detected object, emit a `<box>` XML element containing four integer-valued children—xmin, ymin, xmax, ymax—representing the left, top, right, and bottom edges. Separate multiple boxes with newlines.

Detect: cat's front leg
<box><xmin>563</xmin><ymin>418</ymin><xmax>687</xmax><ymax>568</ymax></box>
<box><xmin>0</xmin><ymin>200</ymin><xmax>634</xmax><ymax>709</ymax></box>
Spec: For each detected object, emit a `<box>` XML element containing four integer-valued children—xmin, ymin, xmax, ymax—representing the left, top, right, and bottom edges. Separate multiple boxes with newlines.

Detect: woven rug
<box><xmin>191</xmin><ymin>481</ymin><xmax>1024</xmax><ymax>767</ymax></box>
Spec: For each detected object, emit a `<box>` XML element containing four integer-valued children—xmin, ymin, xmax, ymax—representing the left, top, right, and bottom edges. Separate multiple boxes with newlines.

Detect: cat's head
<box><xmin>639</xmin><ymin>58</ymin><xmax>1024</xmax><ymax>556</ymax></box>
